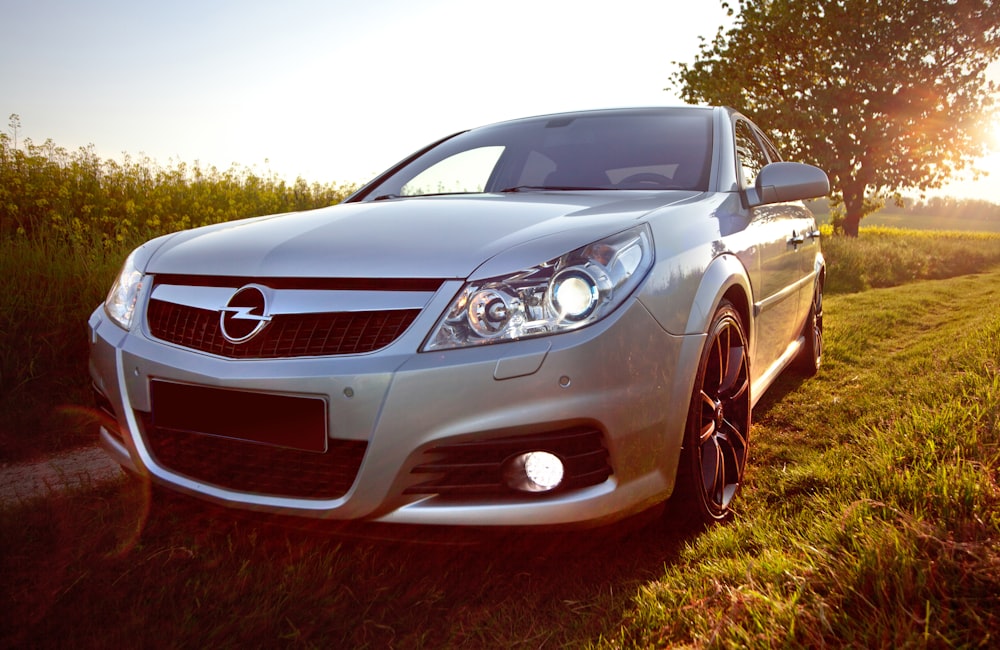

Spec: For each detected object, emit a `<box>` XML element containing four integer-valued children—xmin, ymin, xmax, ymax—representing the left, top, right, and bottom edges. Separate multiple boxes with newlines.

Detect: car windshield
<box><xmin>356</xmin><ymin>109</ymin><xmax>714</xmax><ymax>200</ymax></box>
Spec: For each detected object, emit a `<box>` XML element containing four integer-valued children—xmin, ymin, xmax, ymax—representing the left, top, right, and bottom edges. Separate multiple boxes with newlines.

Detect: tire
<box><xmin>794</xmin><ymin>279</ymin><xmax>824</xmax><ymax>376</ymax></box>
<box><xmin>672</xmin><ymin>300</ymin><xmax>751</xmax><ymax>524</ymax></box>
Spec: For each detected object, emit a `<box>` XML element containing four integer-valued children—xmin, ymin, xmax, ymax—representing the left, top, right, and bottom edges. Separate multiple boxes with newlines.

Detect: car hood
<box><xmin>146</xmin><ymin>191</ymin><xmax>699</xmax><ymax>279</ymax></box>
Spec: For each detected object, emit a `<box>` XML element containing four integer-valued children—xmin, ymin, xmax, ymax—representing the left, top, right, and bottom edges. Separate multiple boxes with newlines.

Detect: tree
<box><xmin>7</xmin><ymin>114</ymin><xmax>20</xmax><ymax>150</ymax></box>
<box><xmin>672</xmin><ymin>0</ymin><xmax>1000</xmax><ymax>236</ymax></box>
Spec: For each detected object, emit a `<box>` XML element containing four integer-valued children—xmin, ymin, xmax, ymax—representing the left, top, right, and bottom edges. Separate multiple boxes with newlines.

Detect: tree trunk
<box><xmin>841</xmin><ymin>186</ymin><xmax>864</xmax><ymax>238</ymax></box>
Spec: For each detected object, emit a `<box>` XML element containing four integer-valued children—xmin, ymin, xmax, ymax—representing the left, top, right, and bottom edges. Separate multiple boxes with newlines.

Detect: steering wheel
<box><xmin>617</xmin><ymin>172</ymin><xmax>675</xmax><ymax>188</ymax></box>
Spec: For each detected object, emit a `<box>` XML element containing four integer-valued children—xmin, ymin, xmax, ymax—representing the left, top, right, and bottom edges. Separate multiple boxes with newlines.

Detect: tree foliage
<box><xmin>672</xmin><ymin>0</ymin><xmax>1000</xmax><ymax>236</ymax></box>
<box><xmin>0</xmin><ymin>124</ymin><xmax>356</xmax><ymax>247</ymax></box>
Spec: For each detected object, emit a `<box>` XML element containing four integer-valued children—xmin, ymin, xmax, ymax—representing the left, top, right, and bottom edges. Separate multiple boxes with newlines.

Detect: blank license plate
<box><xmin>150</xmin><ymin>380</ymin><xmax>328</xmax><ymax>453</ymax></box>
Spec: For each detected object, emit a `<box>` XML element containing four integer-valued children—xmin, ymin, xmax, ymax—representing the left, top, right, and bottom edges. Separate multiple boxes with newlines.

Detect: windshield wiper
<box><xmin>373</xmin><ymin>191</ymin><xmax>482</xmax><ymax>201</ymax></box>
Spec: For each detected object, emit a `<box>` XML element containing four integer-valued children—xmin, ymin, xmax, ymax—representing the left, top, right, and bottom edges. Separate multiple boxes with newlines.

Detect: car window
<box><xmin>356</xmin><ymin>109</ymin><xmax>714</xmax><ymax>200</ymax></box>
<box><xmin>735</xmin><ymin>119</ymin><xmax>769</xmax><ymax>188</ymax></box>
<box><xmin>401</xmin><ymin>146</ymin><xmax>505</xmax><ymax>196</ymax></box>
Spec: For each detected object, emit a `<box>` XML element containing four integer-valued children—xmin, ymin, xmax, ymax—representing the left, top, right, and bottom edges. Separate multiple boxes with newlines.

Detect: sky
<box><xmin>3</xmin><ymin>0</ymin><xmax>999</xmax><ymax>203</ymax></box>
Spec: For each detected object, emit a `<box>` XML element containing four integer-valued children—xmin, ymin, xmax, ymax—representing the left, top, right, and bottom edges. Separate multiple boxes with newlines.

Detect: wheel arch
<box><xmin>683</xmin><ymin>253</ymin><xmax>753</xmax><ymax>338</ymax></box>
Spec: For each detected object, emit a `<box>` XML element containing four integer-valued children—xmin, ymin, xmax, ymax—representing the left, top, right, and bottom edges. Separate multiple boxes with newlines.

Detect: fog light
<box><xmin>503</xmin><ymin>451</ymin><xmax>565</xmax><ymax>493</ymax></box>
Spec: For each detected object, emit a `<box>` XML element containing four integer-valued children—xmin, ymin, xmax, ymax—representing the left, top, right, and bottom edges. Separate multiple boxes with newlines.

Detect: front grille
<box><xmin>141</xmin><ymin>414</ymin><xmax>367</xmax><ymax>499</ymax></box>
<box><xmin>147</xmin><ymin>299</ymin><xmax>419</xmax><ymax>358</ymax></box>
<box><xmin>406</xmin><ymin>426</ymin><xmax>612</xmax><ymax>497</ymax></box>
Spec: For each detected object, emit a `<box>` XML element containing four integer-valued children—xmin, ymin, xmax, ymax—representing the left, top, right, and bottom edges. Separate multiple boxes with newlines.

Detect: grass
<box><xmin>616</xmin><ymin>271</ymin><xmax>1000</xmax><ymax>647</ymax></box>
<box><xmin>821</xmin><ymin>226</ymin><xmax>1000</xmax><ymax>293</ymax></box>
<box><xmin>0</xmin><ymin>236</ymin><xmax>128</xmax><ymax>460</ymax></box>
<box><xmin>3</xmin><ymin>266</ymin><xmax>999</xmax><ymax>647</ymax></box>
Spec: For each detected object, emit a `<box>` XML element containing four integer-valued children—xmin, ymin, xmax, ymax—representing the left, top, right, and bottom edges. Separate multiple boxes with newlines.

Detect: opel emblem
<box><xmin>220</xmin><ymin>285</ymin><xmax>272</xmax><ymax>343</ymax></box>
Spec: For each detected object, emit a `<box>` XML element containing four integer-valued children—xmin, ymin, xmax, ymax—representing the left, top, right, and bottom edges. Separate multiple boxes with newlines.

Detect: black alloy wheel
<box><xmin>677</xmin><ymin>300</ymin><xmax>751</xmax><ymax>523</ymax></box>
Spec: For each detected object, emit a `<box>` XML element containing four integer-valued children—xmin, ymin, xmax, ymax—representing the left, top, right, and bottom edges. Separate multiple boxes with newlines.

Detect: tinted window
<box><xmin>359</xmin><ymin>110</ymin><xmax>714</xmax><ymax>199</ymax></box>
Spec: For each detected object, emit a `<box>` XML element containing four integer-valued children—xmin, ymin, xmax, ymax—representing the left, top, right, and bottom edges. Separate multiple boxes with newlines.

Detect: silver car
<box><xmin>89</xmin><ymin>106</ymin><xmax>828</xmax><ymax>530</ymax></box>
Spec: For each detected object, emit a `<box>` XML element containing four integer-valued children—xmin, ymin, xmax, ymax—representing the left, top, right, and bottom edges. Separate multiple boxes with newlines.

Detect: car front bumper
<box><xmin>88</xmin><ymin>294</ymin><xmax>704</xmax><ymax>529</ymax></box>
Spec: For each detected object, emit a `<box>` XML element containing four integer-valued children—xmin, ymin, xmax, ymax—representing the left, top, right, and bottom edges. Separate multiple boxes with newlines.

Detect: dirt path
<box><xmin>0</xmin><ymin>446</ymin><xmax>124</xmax><ymax>506</ymax></box>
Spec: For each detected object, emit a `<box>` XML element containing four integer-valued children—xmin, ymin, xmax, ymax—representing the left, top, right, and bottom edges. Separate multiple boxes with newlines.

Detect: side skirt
<box><xmin>750</xmin><ymin>335</ymin><xmax>804</xmax><ymax>410</ymax></box>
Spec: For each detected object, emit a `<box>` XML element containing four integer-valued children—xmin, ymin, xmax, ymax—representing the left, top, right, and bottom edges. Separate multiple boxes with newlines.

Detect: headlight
<box><xmin>104</xmin><ymin>249</ymin><xmax>145</xmax><ymax>330</ymax></box>
<box><xmin>424</xmin><ymin>224</ymin><xmax>653</xmax><ymax>351</ymax></box>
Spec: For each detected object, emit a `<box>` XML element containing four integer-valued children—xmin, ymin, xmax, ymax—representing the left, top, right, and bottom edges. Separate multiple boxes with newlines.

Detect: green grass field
<box><xmin>2</xmin><ymin>245</ymin><xmax>999</xmax><ymax>648</ymax></box>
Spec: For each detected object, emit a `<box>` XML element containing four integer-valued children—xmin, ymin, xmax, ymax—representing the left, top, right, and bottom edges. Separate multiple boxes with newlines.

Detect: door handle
<box><xmin>787</xmin><ymin>231</ymin><xmax>805</xmax><ymax>246</ymax></box>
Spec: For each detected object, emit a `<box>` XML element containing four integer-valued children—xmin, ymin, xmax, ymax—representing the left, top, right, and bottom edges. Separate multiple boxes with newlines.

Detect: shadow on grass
<box><xmin>751</xmin><ymin>369</ymin><xmax>811</xmax><ymax>418</ymax></box>
<box><xmin>2</xmin><ymin>473</ymin><xmax>704</xmax><ymax>648</ymax></box>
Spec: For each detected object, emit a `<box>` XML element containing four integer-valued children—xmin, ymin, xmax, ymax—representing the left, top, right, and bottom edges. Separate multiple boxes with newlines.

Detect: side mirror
<box><xmin>751</xmin><ymin>162</ymin><xmax>830</xmax><ymax>206</ymax></box>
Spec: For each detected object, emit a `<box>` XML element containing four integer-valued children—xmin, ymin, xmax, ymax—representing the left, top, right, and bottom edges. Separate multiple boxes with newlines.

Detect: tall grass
<box><xmin>822</xmin><ymin>225</ymin><xmax>1000</xmax><ymax>293</ymax></box>
<box><xmin>0</xmin><ymin>134</ymin><xmax>355</xmax><ymax>460</ymax></box>
<box><xmin>1</xmin><ymin>132</ymin><xmax>354</xmax><ymax>245</ymax></box>
<box><xmin>0</xmin><ymin>236</ymin><xmax>129</xmax><ymax>458</ymax></box>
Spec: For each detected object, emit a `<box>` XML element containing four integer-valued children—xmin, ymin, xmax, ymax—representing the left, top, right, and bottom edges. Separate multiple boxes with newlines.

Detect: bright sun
<box><xmin>935</xmin><ymin>62</ymin><xmax>1000</xmax><ymax>204</ymax></box>
<box><xmin>932</xmin><ymin>87</ymin><xmax>1000</xmax><ymax>205</ymax></box>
